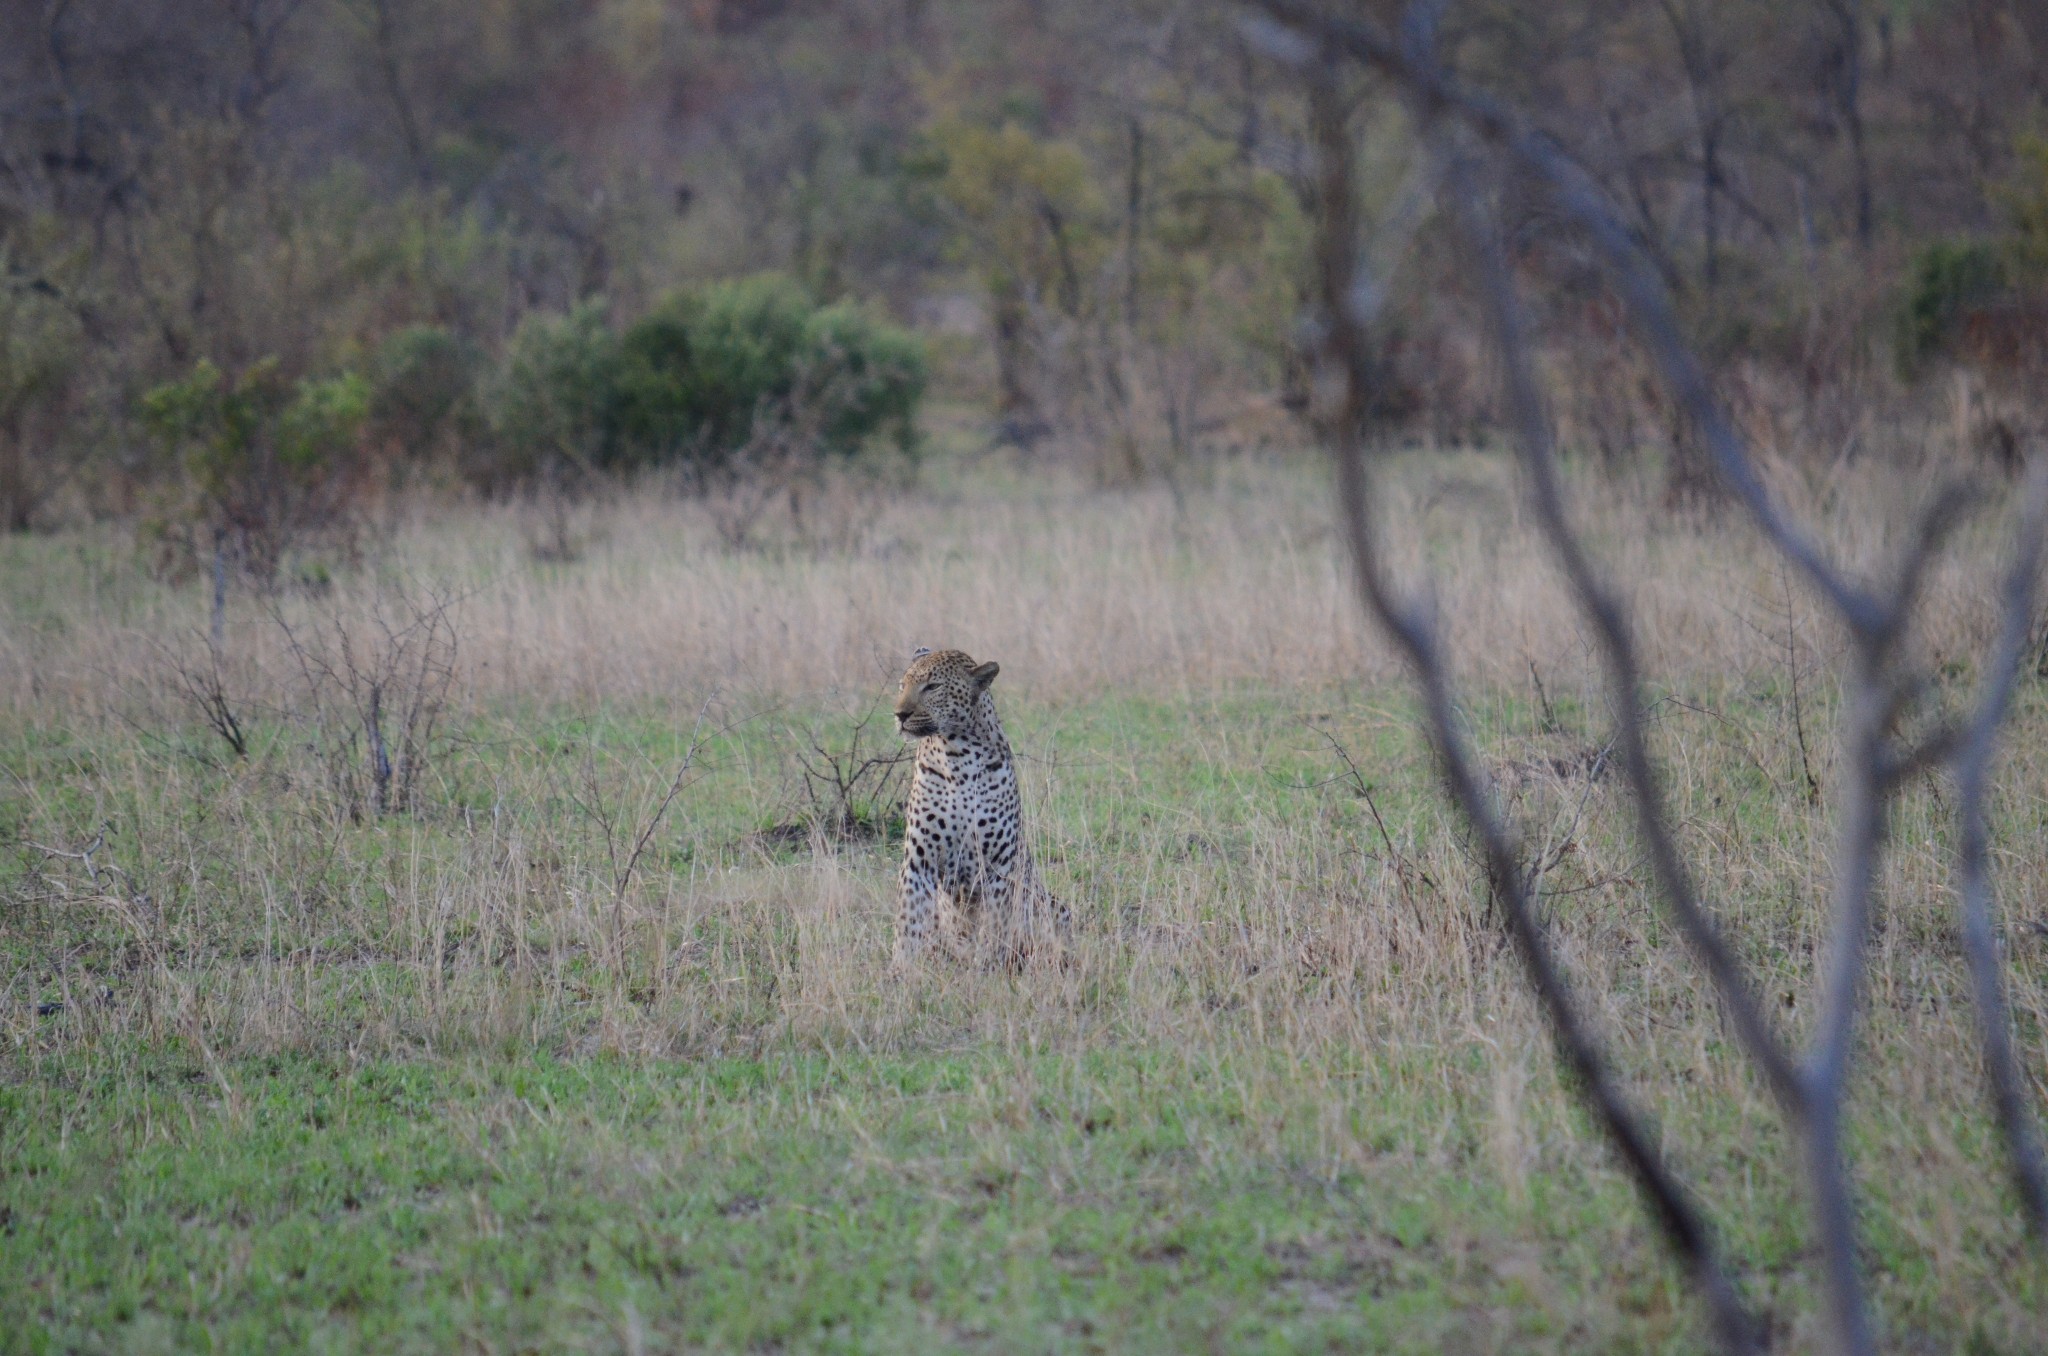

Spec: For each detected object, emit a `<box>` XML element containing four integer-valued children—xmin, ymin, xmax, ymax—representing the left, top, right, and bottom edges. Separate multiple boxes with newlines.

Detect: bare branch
<box><xmin>1251</xmin><ymin>0</ymin><xmax>1882</xmax><ymax>634</ymax></box>
<box><xmin>1880</xmin><ymin>718</ymin><xmax>1964</xmax><ymax>788</ymax></box>
<box><xmin>1440</xmin><ymin>151</ymin><xmax>1804</xmax><ymax>1118</ymax></box>
<box><xmin>1300</xmin><ymin>53</ymin><xmax>1763</xmax><ymax>1353</ymax></box>
<box><xmin>1952</xmin><ymin>467</ymin><xmax>2048</xmax><ymax>1233</ymax></box>
<box><xmin>1883</xmin><ymin>483</ymin><xmax>1981</xmax><ymax>633</ymax></box>
<box><xmin>1260</xmin><ymin>5</ymin><xmax>2048</xmax><ymax>1347</ymax></box>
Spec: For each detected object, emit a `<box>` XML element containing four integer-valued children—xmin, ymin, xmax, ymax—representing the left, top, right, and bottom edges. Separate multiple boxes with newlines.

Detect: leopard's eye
<box><xmin>919</xmin><ymin>682</ymin><xmax>936</xmax><ymax>695</ymax></box>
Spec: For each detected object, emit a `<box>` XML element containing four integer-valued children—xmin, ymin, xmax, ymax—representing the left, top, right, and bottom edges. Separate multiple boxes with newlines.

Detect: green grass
<box><xmin>5</xmin><ymin>463</ymin><xmax>2048</xmax><ymax>1350</ymax></box>
<box><xmin>6</xmin><ymin>679</ymin><xmax>2046</xmax><ymax>1351</ymax></box>
<box><xmin>2</xmin><ymin>1042</ymin><xmax>1684</xmax><ymax>1354</ymax></box>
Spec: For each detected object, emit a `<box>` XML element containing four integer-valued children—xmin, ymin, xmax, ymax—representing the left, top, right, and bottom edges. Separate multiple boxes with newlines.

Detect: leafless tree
<box><xmin>1252</xmin><ymin>3</ymin><xmax>2048</xmax><ymax>1352</ymax></box>
<box><xmin>1813</xmin><ymin>0</ymin><xmax>1873</xmax><ymax>251</ymax></box>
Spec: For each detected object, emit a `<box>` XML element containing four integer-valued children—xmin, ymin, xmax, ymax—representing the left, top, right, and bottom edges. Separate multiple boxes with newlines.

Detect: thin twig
<box><xmin>1301</xmin><ymin>721</ymin><xmax>1441</xmax><ymax>929</ymax></box>
<box><xmin>615</xmin><ymin>694</ymin><xmax>720</xmax><ymax>903</ymax></box>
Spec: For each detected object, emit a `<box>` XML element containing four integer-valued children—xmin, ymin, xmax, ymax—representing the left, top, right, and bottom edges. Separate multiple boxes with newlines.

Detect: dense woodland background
<box><xmin>7</xmin><ymin>0</ymin><xmax>2048</xmax><ymax>551</ymax></box>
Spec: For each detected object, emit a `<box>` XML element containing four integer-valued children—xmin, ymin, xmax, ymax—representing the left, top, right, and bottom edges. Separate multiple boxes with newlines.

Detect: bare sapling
<box><xmin>151</xmin><ymin>632</ymin><xmax>251</xmax><ymax>760</ymax></box>
<box><xmin>272</xmin><ymin>580</ymin><xmax>461</xmax><ymax>821</ymax></box>
<box><xmin>788</xmin><ymin>704</ymin><xmax>913</xmax><ymax>843</ymax></box>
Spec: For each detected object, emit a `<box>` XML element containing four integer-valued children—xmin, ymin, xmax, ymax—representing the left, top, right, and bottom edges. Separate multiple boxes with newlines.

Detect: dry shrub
<box><xmin>270</xmin><ymin>582</ymin><xmax>460</xmax><ymax>822</ymax></box>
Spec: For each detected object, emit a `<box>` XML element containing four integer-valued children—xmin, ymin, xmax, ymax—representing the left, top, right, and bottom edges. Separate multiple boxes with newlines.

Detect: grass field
<box><xmin>3</xmin><ymin>446</ymin><xmax>2046</xmax><ymax>1352</ymax></box>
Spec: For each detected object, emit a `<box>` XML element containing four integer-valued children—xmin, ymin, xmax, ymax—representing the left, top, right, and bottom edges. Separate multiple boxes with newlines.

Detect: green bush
<box><xmin>613</xmin><ymin>273</ymin><xmax>925</xmax><ymax>466</ymax></box>
<box><xmin>1898</xmin><ymin>240</ymin><xmax>2008</xmax><ymax>371</ymax></box>
<box><xmin>370</xmin><ymin>325</ymin><xmax>479</xmax><ymax>458</ymax></box>
<box><xmin>483</xmin><ymin>276</ymin><xmax>924</xmax><ymax>481</ymax></box>
<box><xmin>661</xmin><ymin>275</ymin><xmax>815</xmax><ymax>459</ymax></box>
<box><xmin>484</xmin><ymin>301</ymin><xmax>620</xmax><ymax>481</ymax></box>
<box><xmin>799</xmin><ymin>296</ymin><xmax>926</xmax><ymax>456</ymax></box>
<box><xmin>140</xmin><ymin>358</ymin><xmax>370</xmax><ymax>577</ymax></box>
<box><xmin>609</xmin><ymin>305</ymin><xmax>700</xmax><ymax>462</ymax></box>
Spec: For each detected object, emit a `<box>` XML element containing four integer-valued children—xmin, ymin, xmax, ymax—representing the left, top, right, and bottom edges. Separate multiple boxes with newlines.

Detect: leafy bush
<box><xmin>483</xmin><ymin>276</ymin><xmax>925</xmax><ymax>482</ymax></box>
<box><xmin>797</xmin><ymin>297</ymin><xmax>926</xmax><ymax>456</ymax></box>
<box><xmin>1898</xmin><ymin>240</ymin><xmax>2009</xmax><ymax>371</ymax></box>
<box><xmin>657</xmin><ymin>276</ymin><xmax>816</xmax><ymax>459</ymax></box>
<box><xmin>612</xmin><ymin>273</ymin><xmax>924</xmax><ymax>467</ymax></box>
<box><xmin>141</xmin><ymin>358</ymin><xmax>370</xmax><ymax>579</ymax></box>
<box><xmin>369</xmin><ymin>325</ymin><xmax>480</xmax><ymax>459</ymax></box>
<box><xmin>610</xmin><ymin>307</ymin><xmax>698</xmax><ymax>461</ymax></box>
<box><xmin>483</xmin><ymin>301</ymin><xmax>620</xmax><ymax>483</ymax></box>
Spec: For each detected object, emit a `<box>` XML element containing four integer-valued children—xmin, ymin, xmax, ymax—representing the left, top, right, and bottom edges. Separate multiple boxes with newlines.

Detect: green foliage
<box><xmin>631</xmin><ymin>273</ymin><xmax>924</xmax><ymax>462</ymax></box>
<box><xmin>655</xmin><ymin>275</ymin><xmax>816</xmax><ymax>458</ymax></box>
<box><xmin>279</xmin><ymin>373</ymin><xmax>371</xmax><ymax>471</ymax></box>
<box><xmin>798</xmin><ymin>294</ymin><xmax>926</xmax><ymax>454</ymax></box>
<box><xmin>485</xmin><ymin>277</ymin><xmax>925</xmax><ymax>480</ymax></box>
<box><xmin>140</xmin><ymin>358</ymin><xmax>370</xmax><ymax>572</ymax></box>
<box><xmin>1144</xmin><ymin>131</ymin><xmax>1307</xmax><ymax>371</ymax></box>
<box><xmin>484</xmin><ymin>301</ymin><xmax>621</xmax><ymax>479</ymax></box>
<box><xmin>141</xmin><ymin>359</ymin><xmax>283</xmax><ymax>505</ymax></box>
<box><xmin>1994</xmin><ymin>132</ymin><xmax>2048</xmax><ymax>281</ymax></box>
<box><xmin>610</xmin><ymin>307</ymin><xmax>698</xmax><ymax>458</ymax></box>
<box><xmin>370</xmin><ymin>326</ymin><xmax>480</xmax><ymax>457</ymax></box>
<box><xmin>19</xmin><ymin>0</ymin><xmax>2048</xmax><ymax>498</ymax></box>
<box><xmin>1891</xmin><ymin>134</ymin><xmax>2048</xmax><ymax>376</ymax></box>
<box><xmin>1897</xmin><ymin>240</ymin><xmax>2008</xmax><ymax>371</ymax></box>
<box><xmin>922</xmin><ymin>118</ymin><xmax>1108</xmax><ymax>314</ymax></box>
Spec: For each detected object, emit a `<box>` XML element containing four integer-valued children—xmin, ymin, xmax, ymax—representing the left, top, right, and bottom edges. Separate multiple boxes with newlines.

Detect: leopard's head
<box><xmin>894</xmin><ymin>647</ymin><xmax>999</xmax><ymax>740</ymax></box>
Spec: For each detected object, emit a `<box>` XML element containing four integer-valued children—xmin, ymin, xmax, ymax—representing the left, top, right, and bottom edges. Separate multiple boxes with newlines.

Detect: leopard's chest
<box><xmin>908</xmin><ymin>736</ymin><xmax>1019</xmax><ymax>846</ymax></box>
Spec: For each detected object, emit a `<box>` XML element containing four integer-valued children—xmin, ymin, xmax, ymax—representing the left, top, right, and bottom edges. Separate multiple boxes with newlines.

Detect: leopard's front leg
<box><xmin>976</xmin><ymin>868</ymin><xmax>1055</xmax><ymax>971</ymax></box>
<box><xmin>896</xmin><ymin>852</ymin><xmax>941</xmax><ymax>962</ymax></box>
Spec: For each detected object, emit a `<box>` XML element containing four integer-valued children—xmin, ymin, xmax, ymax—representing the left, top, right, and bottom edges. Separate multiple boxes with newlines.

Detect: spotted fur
<box><xmin>892</xmin><ymin>648</ymin><xmax>1069</xmax><ymax>965</ymax></box>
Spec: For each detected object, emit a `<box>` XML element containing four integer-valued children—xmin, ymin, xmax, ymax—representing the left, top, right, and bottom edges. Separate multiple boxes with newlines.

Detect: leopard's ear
<box><xmin>970</xmin><ymin>660</ymin><xmax>1000</xmax><ymax>689</ymax></box>
<box><xmin>911</xmin><ymin>646</ymin><xmax>932</xmax><ymax>660</ymax></box>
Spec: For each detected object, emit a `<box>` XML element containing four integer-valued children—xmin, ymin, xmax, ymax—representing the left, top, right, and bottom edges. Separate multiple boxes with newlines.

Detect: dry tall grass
<box><xmin>0</xmin><ymin>451</ymin><xmax>2019</xmax><ymax>716</ymax></box>
<box><xmin>3</xmin><ymin>450</ymin><xmax>2044</xmax><ymax>1346</ymax></box>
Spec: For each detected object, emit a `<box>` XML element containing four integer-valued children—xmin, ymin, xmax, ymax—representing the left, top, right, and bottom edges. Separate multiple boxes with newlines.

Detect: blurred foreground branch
<box><xmin>1258</xmin><ymin>4</ymin><xmax>2048</xmax><ymax>1352</ymax></box>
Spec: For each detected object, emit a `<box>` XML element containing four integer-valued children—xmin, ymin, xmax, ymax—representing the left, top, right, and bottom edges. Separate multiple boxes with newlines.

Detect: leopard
<box><xmin>891</xmin><ymin>647</ymin><xmax>1070</xmax><ymax>966</ymax></box>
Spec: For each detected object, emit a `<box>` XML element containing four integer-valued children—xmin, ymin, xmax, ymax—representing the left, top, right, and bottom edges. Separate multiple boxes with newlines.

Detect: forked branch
<box><xmin>1953</xmin><ymin>473</ymin><xmax>2048</xmax><ymax>1232</ymax></box>
<box><xmin>1258</xmin><ymin>3</ymin><xmax>2048</xmax><ymax>1352</ymax></box>
<box><xmin>1301</xmin><ymin>52</ymin><xmax>1763</xmax><ymax>1354</ymax></box>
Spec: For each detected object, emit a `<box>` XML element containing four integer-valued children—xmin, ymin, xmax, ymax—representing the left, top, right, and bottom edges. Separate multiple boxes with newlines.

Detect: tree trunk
<box><xmin>2011</xmin><ymin>0</ymin><xmax>2048</xmax><ymax>97</ymax></box>
<box><xmin>0</xmin><ymin>429</ymin><xmax>27</xmax><ymax>533</ymax></box>
<box><xmin>1662</xmin><ymin>0</ymin><xmax>1726</xmax><ymax>290</ymax></box>
<box><xmin>1827</xmin><ymin>0</ymin><xmax>1874</xmax><ymax>250</ymax></box>
<box><xmin>1124</xmin><ymin>116</ymin><xmax>1144</xmax><ymax>334</ymax></box>
<box><xmin>1702</xmin><ymin>126</ymin><xmax>1722</xmax><ymax>290</ymax></box>
<box><xmin>210</xmin><ymin>526</ymin><xmax>229</xmax><ymax>659</ymax></box>
<box><xmin>991</xmin><ymin>284</ymin><xmax>1034</xmax><ymax>418</ymax></box>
